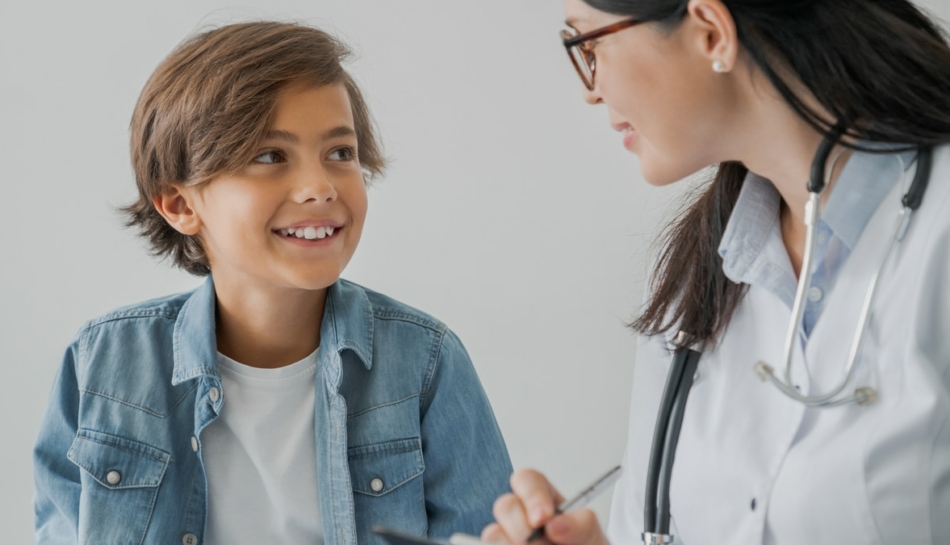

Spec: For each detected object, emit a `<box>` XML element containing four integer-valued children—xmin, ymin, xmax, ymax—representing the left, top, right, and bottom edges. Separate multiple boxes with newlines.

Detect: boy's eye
<box><xmin>252</xmin><ymin>150</ymin><xmax>286</xmax><ymax>164</ymax></box>
<box><xmin>328</xmin><ymin>146</ymin><xmax>356</xmax><ymax>162</ymax></box>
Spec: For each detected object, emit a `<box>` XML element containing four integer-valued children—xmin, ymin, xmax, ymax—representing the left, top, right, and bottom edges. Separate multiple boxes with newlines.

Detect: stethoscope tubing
<box><xmin>644</xmin><ymin>341</ymin><xmax>701</xmax><ymax>538</ymax></box>
<box><xmin>759</xmin><ymin>143</ymin><xmax>933</xmax><ymax>407</ymax></box>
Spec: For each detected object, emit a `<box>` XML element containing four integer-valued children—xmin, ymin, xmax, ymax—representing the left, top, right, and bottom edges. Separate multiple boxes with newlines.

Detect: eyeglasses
<box><xmin>561</xmin><ymin>18</ymin><xmax>641</xmax><ymax>90</ymax></box>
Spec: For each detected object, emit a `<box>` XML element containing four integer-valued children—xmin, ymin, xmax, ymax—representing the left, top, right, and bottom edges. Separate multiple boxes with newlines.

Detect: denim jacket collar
<box><xmin>170</xmin><ymin>277</ymin><xmax>376</xmax><ymax>386</ymax></box>
<box><xmin>322</xmin><ymin>279</ymin><xmax>375</xmax><ymax>371</ymax></box>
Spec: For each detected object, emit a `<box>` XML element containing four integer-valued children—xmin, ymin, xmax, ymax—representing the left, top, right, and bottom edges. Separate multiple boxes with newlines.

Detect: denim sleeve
<box><xmin>33</xmin><ymin>338</ymin><xmax>82</xmax><ymax>544</ymax></box>
<box><xmin>419</xmin><ymin>328</ymin><xmax>513</xmax><ymax>539</ymax></box>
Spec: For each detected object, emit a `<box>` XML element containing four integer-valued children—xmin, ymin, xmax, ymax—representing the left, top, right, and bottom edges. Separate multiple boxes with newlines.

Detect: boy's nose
<box><xmin>294</xmin><ymin>166</ymin><xmax>337</xmax><ymax>203</ymax></box>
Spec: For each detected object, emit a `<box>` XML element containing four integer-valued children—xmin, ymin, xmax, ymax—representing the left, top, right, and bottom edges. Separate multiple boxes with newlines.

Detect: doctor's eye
<box><xmin>328</xmin><ymin>146</ymin><xmax>356</xmax><ymax>162</ymax></box>
<box><xmin>252</xmin><ymin>149</ymin><xmax>286</xmax><ymax>164</ymax></box>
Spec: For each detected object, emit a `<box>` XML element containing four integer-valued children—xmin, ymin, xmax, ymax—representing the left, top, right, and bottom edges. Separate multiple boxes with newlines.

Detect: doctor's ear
<box><xmin>685</xmin><ymin>0</ymin><xmax>739</xmax><ymax>74</ymax></box>
<box><xmin>152</xmin><ymin>183</ymin><xmax>202</xmax><ymax>236</ymax></box>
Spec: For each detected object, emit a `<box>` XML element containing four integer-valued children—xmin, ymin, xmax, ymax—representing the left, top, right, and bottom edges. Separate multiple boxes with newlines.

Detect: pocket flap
<box><xmin>348</xmin><ymin>437</ymin><xmax>424</xmax><ymax>497</ymax></box>
<box><xmin>67</xmin><ymin>429</ymin><xmax>170</xmax><ymax>490</ymax></box>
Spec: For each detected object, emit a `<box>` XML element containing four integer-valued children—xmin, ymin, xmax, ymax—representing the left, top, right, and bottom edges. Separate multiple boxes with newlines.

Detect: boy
<box><xmin>33</xmin><ymin>21</ymin><xmax>511</xmax><ymax>545</ymax></box>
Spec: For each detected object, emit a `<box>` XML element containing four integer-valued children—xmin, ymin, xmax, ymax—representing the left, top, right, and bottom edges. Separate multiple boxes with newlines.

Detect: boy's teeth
<box><xmin>282</xmin><ymin>225</ymin><xmax>338</xmax><ymax>239</ymax></box>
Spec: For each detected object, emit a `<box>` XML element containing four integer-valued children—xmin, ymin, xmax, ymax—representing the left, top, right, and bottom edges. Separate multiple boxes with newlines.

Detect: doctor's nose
<box><xmin>583</xmin><ymin>84</ymin><xmax>604</xmax><ymax>106</ymax></box>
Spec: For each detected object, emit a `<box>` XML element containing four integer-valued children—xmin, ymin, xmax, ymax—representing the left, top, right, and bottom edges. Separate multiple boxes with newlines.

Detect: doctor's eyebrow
<box><xmin>564</xmin><ymin>17</ymin><xmax>587</xmax><ymax>28</ymax></box>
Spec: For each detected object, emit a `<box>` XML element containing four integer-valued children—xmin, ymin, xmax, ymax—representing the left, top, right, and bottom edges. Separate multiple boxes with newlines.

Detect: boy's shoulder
<box><xmin>338</xmin><ymin>279</ymin><xmax>448</xmax><ymax>335</ymax></box>
<box><xmin>80</xmin><ymin>287</ymin><xmax>197</xmax><ymax>332</ymax></box>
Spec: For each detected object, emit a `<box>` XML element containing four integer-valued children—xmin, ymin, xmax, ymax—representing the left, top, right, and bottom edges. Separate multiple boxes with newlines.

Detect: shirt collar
<box><xmin>718</xmin><ymin>146</ymin><xmax>916</xmax><ymax>287</ymax></box>
<box><xmin>718</xmin><ymin>172</ymin><xmax>783</xmax><ymax>282</ymax></box>
<box><xmin>171</xmin><ymin>277</ymin><xmax>375</xmax><ymax>385</ymax></box>
<box><xmin>821</xmin><ymin>146</ymin><xmax>912</xmax><ymax>250</ymax></box>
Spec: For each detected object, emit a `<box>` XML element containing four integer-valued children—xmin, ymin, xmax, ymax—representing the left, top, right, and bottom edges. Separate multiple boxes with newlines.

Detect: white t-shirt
<box><xmin>202</xmin><ymin>349</ymin><xmax>322</xmax><ymax>544</ymax></box>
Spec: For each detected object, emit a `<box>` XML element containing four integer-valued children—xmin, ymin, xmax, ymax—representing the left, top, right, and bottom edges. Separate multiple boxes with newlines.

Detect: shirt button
<box><xmin>807</xmin><ymin>286</ymin><xmax>823</xmax><ymax>303</ymax></box>
<box><xmin>182</xmin><ymin>533</ymin><xmax>198</xmax><ymax>545</ymax></box>
<box><xmin>751</xmin><ymin>497</ymin><xmax>757</xmax><ymax>511</ymax></box>
<box><xmin>370</xmin><ymin>478</ymin><xmax>385</xmax><ymax>492</ymax></box>
<box><xmin>106</xmin><ymin>470</ymin><xmax>122</xmax><ymax>485</ymax></box>
<box><xmin>191</xmin><ymin>436</ymin><xmax>199</xmax><ymax>452</ymax></box>
<box><xmin>208</xmin><ymin>387</ymin><xmax>220</xmax><ymax>403</ymax></box>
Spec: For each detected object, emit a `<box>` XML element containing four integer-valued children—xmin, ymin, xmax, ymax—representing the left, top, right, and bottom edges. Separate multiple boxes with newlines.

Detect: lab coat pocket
<box><xmin>67</xmin><ymin>429</ymin><xmax>170</xmax><ymax>544</ymax></box>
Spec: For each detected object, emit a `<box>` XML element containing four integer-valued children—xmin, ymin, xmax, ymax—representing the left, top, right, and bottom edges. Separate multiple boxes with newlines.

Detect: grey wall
<box><xmin>2</xmin><ymin>1</ymin><xmax>947</xmax><ymax>542</ymax></box>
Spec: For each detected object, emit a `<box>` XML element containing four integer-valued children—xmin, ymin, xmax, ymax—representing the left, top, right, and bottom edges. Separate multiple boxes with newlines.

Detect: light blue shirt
<box><xmin>33</xmin><ymin>277</ymin><xmax>512</xmax><ymax>545</ymax></box>
<box><xmin>718</xmin><ymin>147</ymin><xmax>915</xmax><ymax>338</ymax></box>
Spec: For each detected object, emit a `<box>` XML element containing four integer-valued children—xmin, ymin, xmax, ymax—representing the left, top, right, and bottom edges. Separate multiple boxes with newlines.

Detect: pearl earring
<box><xmin>713</xmin><ymin>60</ymin><xmax>727</xmax><ymax>73</ymax></box>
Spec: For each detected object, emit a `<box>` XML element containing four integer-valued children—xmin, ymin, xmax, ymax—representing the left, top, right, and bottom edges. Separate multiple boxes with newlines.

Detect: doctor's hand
<box><xmin>481</xmin><ymin>469</ymin><xmax>611</xmax><ymax>545</ymax></box>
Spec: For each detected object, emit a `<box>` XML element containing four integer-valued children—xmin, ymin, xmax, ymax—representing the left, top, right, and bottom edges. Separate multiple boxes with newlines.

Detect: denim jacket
<box><xmin>34</xmin><ymin>278</ymin><xmax>512</xmax><ymax>545</ymax></box>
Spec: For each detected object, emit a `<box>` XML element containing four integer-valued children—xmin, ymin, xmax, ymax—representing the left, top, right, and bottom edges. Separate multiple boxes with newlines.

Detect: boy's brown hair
<box><xmin>123</xmin><ymin>22</ymin><xmax>385</xmax><ymax>276</ymax></box>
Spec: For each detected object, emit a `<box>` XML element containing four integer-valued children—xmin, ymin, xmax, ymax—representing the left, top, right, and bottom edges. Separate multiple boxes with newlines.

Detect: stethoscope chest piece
<box><xmin>641</xmin><ymin>532</ymin><xmax>675</xmax><ymax>544</ymax></box>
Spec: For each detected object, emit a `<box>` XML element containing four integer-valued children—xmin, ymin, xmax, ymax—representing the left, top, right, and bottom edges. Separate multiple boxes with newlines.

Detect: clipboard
<box><xmin>373</xmin><ymin>526</ymin><xmax>490</xmax><ymax>545</ymax></box>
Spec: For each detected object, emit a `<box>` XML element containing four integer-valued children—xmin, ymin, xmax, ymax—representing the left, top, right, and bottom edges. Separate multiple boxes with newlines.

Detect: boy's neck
<box><xmin>212</xmin><ymin>273</ymin><xmax>328</xmax><ymax>369</ymax></box>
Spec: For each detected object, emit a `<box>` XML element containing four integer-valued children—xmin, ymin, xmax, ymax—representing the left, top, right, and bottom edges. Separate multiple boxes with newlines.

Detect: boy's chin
<box><xmin>282</xmin><ymin>270</ymin><xmax>343</xmax><ymax>292</ymax></box>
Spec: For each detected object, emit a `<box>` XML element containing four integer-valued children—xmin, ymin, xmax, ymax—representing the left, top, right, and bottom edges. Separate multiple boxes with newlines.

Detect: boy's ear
<box><xmin>152</xmin><ymin>183</ymin><xmax>202</xmax><ymax>236</ymax></box>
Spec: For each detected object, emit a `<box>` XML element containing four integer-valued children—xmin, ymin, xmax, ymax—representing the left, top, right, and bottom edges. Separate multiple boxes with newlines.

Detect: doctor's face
<box><xmin>562</xmin><ymin>0</ymin><xmax>736</xmax><ymax>186</ymax></box>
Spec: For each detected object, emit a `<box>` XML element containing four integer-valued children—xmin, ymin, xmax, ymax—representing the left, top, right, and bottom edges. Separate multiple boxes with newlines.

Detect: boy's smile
<box><xmin>166</xmin><ymin>83</ymin><xmax>368</xmax><ymax>294</ymax></box>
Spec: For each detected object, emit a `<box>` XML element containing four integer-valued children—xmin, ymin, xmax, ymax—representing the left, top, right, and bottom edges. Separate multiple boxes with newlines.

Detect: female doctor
<box><xmin>483</xmin><ymin>0</ymin><xmax>950</xmax><ymax>544</ymax></box>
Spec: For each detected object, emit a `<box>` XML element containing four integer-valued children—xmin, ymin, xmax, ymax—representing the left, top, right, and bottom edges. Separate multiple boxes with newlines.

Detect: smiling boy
<box><xmin>33</xmin><ymin>22</ymin><xmax>511</xmax><ymax>545</ymax></box>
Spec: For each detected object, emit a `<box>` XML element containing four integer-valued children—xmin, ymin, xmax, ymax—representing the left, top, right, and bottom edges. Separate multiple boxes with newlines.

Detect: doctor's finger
<box><xmin>543</xmin><ymin>509</ymin><xmax>609</xmax><ymax>545</ymax></box>
<box><xmin>490</xmin><ymin>493</ymin><xmax>534</xmax><ymax>543</ymax></box>
<box><xmin>509</xmin><ymin>468</ymin><xmax>565</xmax><ymax>527</ymax></box>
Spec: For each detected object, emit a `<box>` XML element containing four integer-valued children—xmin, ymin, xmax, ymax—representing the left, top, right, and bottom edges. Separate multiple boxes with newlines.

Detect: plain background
<box><xmin>2</xmin><ymin>1</ymin><xmax>948</xmax><ymax>542</ymax></box>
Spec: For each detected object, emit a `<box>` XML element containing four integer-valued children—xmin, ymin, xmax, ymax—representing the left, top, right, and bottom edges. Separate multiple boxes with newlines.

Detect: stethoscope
<box><xmin>640</xmin><ymin>128</ymin><xmax>933</xmax><ymax>545</ymax></box>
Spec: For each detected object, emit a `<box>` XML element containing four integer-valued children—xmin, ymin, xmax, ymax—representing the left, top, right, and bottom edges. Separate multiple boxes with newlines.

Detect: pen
<box><xmin>526</xmin><ymin>465</ymin><xmax>623</xmax><ymax>543</ymax></box>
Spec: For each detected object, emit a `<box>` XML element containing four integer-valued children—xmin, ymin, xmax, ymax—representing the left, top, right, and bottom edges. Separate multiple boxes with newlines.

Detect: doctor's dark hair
<box><xmin>123</xmin><ymin>22</ymin><xmax>385</xmax><ymax>276</ymax></box>
<box><xmin>583</xmin><ymin>0</ymin><xmax>950</xmax><ymax>346</ymax></box>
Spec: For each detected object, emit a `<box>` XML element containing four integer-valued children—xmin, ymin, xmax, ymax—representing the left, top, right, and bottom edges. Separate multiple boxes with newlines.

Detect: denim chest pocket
<box><xmin>67</xmin><ymin>429</ymin><xmax>170</xmax><ymax>545</ymax></box>
<box><xmin>347</xmin><ymin>437</ymin><xmax>424</xmax><ymax>497</ymax></box>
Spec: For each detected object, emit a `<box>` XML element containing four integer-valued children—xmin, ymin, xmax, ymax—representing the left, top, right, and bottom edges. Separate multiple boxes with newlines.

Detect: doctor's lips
<box><xmin>612</xmin><ymin>122</ymin><xmax>638</xmax><ymax>148</ymax></box>
<box><xmin>273</xmin><ymin>219</ymin><xmax>343</xmax><ymax>241</ymax></box>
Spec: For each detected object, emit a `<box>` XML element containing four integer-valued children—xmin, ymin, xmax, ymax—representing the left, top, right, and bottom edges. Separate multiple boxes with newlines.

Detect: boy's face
<box><xmin>178</xmin><ymin>83</ymin><xmax>368</xmax><ymax>292</ymax></box>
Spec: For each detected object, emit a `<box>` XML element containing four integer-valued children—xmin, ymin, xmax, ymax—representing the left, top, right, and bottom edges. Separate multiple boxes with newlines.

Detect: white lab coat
<box><xmin>607</xmin><ymin>146</ymin><xmax>950</xmax><ymax>544</ymax></box>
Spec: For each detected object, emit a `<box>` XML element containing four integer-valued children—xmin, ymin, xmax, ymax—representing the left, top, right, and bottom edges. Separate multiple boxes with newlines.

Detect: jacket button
<box><xmin>370</xmin><ymin>478</ymin><xmax>384</xmax><ymax>492</ymax></box>
<box><xmin>191</xmin><ymin>436</ymin><xmax>199</xmax><ymax>452</ymax></box>
<box><xmin>208</xmin><ymin>387</ymin><xmax>220</xmax><ymax>403</ymax></box>
<box><xmin>106</xmin><ymin>470</ymin><xmax>122</xmax><ymax>485</ymax></box>
<box><xmin>182</xmin><ymin>533</ymin><xmax>198</xmax><ymax>545</ymax></box>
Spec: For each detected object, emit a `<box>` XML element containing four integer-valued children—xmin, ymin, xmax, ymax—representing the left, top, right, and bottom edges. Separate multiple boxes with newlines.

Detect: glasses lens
<box><xmin>569</xmin><ymin>44</ymin><xmax>594</xmax><ymax>88</ymax></box>
<box><xmin>561</xmin><ymin>30</ymin><xmax>594</xmax><ymax>89</ymax></box>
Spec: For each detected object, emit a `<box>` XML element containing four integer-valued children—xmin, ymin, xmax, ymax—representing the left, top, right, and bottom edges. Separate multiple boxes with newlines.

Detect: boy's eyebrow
<box><xmin>263</xmin><ymin>130</ymin><xmax>299</xmax><ymax>143</ymax></box>
<box><xmin>322</xmin><ymin>126</ymin><xmax>356</xmax><ymax>141</ymax></box>
<box><xmin>262</xmin><ymin>126</ymin><xmax>355</xmax><ymax>144</ymax></box>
